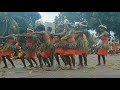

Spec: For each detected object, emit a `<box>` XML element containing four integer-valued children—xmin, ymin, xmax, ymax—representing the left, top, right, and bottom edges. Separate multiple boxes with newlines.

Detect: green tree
<box><xmin>0</xmin><ymin>12</ymin><xmax>41</xmax><ymax>36</ymax></box>
<box><xmin>54</xmin><ymin>16</ymin><xmax>59</xmax><ymax>28</ymax></box>
<box><xmin>55</xmin><ymin>12</ymin><xmax>120</xmax><ymax>38</ymax></box>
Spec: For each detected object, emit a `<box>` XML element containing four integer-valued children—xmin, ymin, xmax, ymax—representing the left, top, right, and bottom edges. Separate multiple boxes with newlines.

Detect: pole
<box><xmin>99</xmin><ymin>19</ymin><xmax>102</xmax><ymax>25</ymax></box>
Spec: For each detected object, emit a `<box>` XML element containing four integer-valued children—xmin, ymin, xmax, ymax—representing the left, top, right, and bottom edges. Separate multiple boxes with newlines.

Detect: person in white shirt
<box><xmin>64</xmin><ymin>16</ymin><xmax>69</xmax><ymax>24</ymax></box>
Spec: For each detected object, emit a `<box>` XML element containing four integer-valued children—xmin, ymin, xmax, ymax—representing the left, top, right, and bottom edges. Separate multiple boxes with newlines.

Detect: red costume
<box><xmin>25</xmin><ymin>37</ymin><xmax>36</xmax><ymax>59</ymax></box>
<box><xmin>0</xmin><ymin>37</ymin><xmax>16</xmax><ymax>57</ymax></box>
<box><xmin>37</xmin><ymin>32</ymin><xmax>51</xmax><ymax>59</ymax></box>
<box><xmin>63</xmin><ymin>33</ymin><xmax>77</xmax><ymax>55</ymax></box>
<box><xmin>98</xmin><ymin>34</ymin><xmax>109</xmax><ymax>56</ymax></box>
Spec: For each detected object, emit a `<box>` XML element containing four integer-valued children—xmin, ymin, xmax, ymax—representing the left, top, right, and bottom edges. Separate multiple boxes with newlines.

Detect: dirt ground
<box><xmin>0</xmin><ymin>54</ymin><xmax>120</xmax><ymax>78</ymax></box>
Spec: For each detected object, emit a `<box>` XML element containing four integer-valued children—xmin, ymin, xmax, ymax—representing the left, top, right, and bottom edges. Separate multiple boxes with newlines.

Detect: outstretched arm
<box><xmin>0</xmin><ymin>36</ymin><xmax>5</xmax><ymax>39</ymax></box>
<box><xmin>74</xmin><ymin>31</ymin><xmax>82</xmax><ymax>34</ymax></box>
<box><xmin>54</xmin><ymin>30</ymin><xmax>67</xmax><ymax>36</ymax></box>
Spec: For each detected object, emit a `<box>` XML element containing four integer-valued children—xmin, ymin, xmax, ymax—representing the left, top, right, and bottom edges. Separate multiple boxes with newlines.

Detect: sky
<box><xmin>39</xmin><ymin>12</ymin><xmax>60</xmax><ymax>23</ymax></box>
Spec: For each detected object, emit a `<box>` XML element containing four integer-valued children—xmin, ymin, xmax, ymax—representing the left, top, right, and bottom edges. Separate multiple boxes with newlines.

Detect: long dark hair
<box><xmin>84</xmin><ymin>30</ymin><xmax>90</xmax><ymax>37</ymax></box>
<box><xmin>35</xmin><ymin>24</ymin><xmax>45</xmax><ymax>32</ymax></box>
<box><xmin>55</xmin><ymin>24</ymin><xmax>64</xmax><ymax>33</ymax></box>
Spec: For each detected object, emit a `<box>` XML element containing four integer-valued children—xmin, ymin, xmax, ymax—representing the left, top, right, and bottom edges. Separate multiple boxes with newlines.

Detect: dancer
<box><xmin>35</xmin><ymin>21</ymin><xmax>51</xmax><ymax>68</ymax></box>
<box><xmin>76</xmin><ymin>20</ymin><xmax>89</xmax><ymax>67</ymax></box>
<box><xmin>97</xmin><ymin>25</ymin><xmax>110</xmax><ymax>65</ymax></box>
<box><xmin>63</xmin><ymin>26</ymin><xmax>77</xmax><ymax>70</ymax></box>
<box><xmin>0</xmin><ymin>35</ymin><xmax>16</xmax><ymax>68</ymax></box>
<box><xmin>54</xmin><ymin>25</ymin><xmax>67</xmax><ymax>68</ymax></box>
<box><xmin>24</xmin><ymin>28</ymin><xmax>38</xmax><ymax>67</ymax></box>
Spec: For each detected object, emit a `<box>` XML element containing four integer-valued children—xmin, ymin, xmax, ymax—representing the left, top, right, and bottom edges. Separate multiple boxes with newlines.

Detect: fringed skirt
<box><xmin>97</xmin><ymin>43</ymin><xmax>110</xmax><ymax>56</ymax></box>
<box><xmin>63</xmin><ymin>42</ymin><xmax>77</xmax><ymax>55</ymax></box>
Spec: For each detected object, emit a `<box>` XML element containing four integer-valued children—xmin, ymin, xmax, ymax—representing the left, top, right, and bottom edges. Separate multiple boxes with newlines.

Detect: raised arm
<box><xmin>0</xmin><ymin>36</ymin><xmax>5</xmax><ymax>39</ymax></box>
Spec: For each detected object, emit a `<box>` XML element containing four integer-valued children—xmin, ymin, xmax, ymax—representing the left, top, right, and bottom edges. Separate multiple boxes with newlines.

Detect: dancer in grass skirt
<box><xmin>0</xmin><ymin>35</ymin><xmax>16</xmax><ymax>68</ymax></box>
<box><xmin>35</xmin><ymin>22</ymin><xmax>51</xmax><ymax>68</ymax></box>
<box><xmin>97</xmin><ymin>25</ymin><xmax>110</xmax><ymax>66</ymax></box>
<box><xmin>63</xmin><ymin>27</ymin><xmax>77</xmax><ymax>70</ymax></box>
<box><xmin>12</xmin><ymin>37</ymin><xmax>27</xmax><ymax>68</ymax></box>
<box><xmin>75</xmin><ymin>20</ymin><xmax>90</xmax><ymax>67</ymax></box>
<box><xmin>47</xmin><ymin>27</ymin><xmax>55</xmax><ymax>66</ymax></box>
<box><xmin>19</xmin><ymin>28</ymin><xmax>38</xmax><ymax>68</ymax></box>
<box><xmin>54</xmin><ymin>25</ymin><xmax>67</xmax><ymax>68</ymax></box>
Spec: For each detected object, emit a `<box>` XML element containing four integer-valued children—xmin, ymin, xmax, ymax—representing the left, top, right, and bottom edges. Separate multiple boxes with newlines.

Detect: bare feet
<box><xmin>72</xmin><ymin>67</ymin><xmax>77</xmax><ymax>70</ymax></box>
<box><xmin>28</xmin><ymin>65</ymin><xmax>34</xmax><ymax>68</ymax></box>
<box><xmin>23</xmin><ymin>66</ymin><xmax>26</xmax><ymax>68</ymax></box>
<box><xmin>12</xmin><ymin>66</ymin><xmax>15</xmax><ymax>68</ymax></box>
<box><xmin>2</xmin><ymin>66</ymin><xmax>8</xmax><ymax>68</ymax></box>
<box><xmin>96</xmin><ymin>64</ymin><xmax>101</xmax><ymax>66</ymax></box>
<box><xmin>34</xmin><ymin>65</ymin><xmax>39</xmax><ymax>68</ymax></box>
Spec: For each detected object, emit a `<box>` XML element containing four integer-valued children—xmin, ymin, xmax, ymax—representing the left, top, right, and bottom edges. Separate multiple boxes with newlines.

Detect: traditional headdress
<box><xmin>98</xmin><ymin>25</ymin><xmax>107</xmax><ymax>30</ymax></box>
<box><xmin>35</xmin><ymin>19</ymin><xmax>43</xmax><ymax>25</ymax></box>
<box><xmin>80</xmin><ymin>19</ymin><xmax>88</xmax><ymax>27</ymax></box>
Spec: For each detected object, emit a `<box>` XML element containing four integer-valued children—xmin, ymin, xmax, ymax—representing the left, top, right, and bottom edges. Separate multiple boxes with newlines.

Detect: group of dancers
<box><xmin>0</xmin><ymin>17</ymin><xmax>116</xmax><ymax>70</ymax></box>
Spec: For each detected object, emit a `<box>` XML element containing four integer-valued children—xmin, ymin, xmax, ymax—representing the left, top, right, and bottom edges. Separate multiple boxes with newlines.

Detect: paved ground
<box><xmin>0</xmin><ymin>55</ymin><xmax>120</xmax><ymax>78</ymax></box>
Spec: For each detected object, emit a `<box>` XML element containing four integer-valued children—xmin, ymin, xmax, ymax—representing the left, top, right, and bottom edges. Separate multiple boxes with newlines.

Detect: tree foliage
<box><xmin>0</xmin><ymin>12</ymin><xmax>41</xmax><ymax>36</ymax></box>
<box><xmin>54</xmin><ymin>12</ymin><xmax>120</xmax><ymax>38</ymax></box>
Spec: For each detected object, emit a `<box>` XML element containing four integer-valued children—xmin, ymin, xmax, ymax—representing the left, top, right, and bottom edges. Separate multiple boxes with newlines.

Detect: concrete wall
<box><xmin>45</xmin><ymin>22</ymin><xmax>55</xmax><ymax>33</ymax></box>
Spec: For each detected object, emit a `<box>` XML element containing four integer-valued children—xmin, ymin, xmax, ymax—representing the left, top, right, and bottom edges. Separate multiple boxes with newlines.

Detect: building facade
<box><xmin>45</xmin><ymin>22</ymin><xmax>55</xmax><ymax>33</ymax></box>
